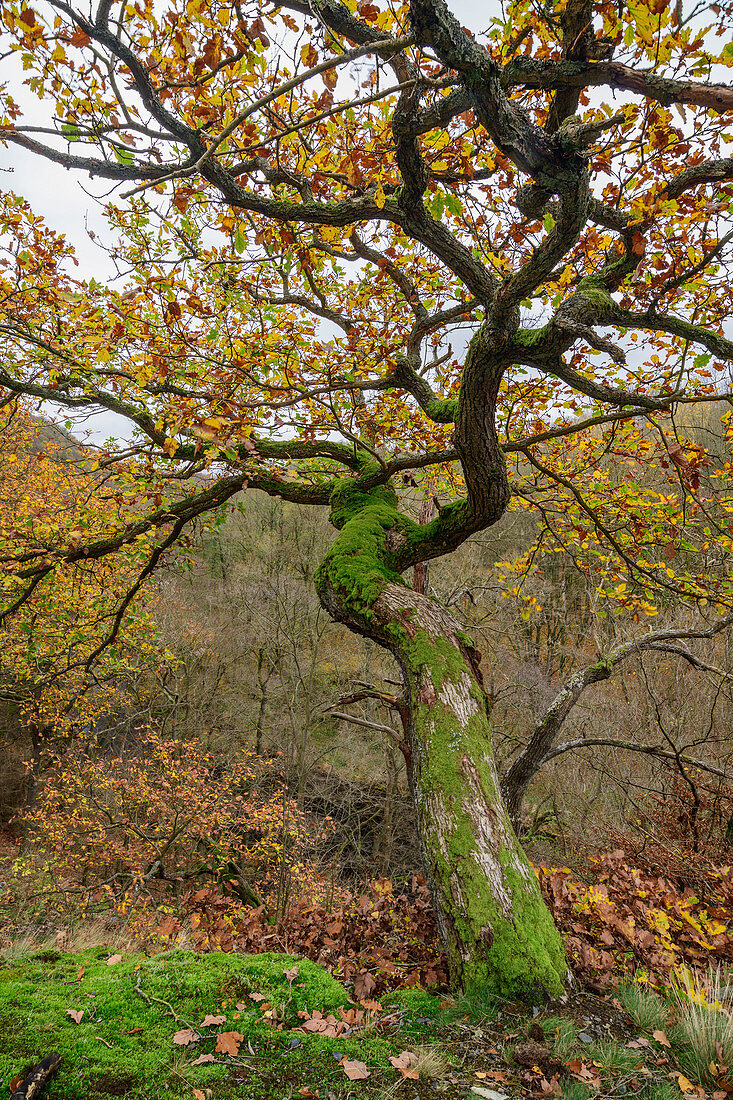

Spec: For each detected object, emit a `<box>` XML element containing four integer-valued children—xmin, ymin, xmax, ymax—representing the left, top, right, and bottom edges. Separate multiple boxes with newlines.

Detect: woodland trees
<box><xmin>2</xmin><ymin>0</ymin><xmax>733</xmax><ymax>999</ymax></box>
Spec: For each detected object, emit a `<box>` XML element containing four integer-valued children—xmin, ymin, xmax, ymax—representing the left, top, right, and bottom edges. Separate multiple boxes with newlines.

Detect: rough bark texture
<box><xmin>316</xmin><ymin>483</ymin><xmax>566</xmax><ymax>1001</ymax></box>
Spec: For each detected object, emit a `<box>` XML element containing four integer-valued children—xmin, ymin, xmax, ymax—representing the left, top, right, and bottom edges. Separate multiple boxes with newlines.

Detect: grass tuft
<box><xmin>443</xmin><ymin>988</ymin><xmax>501</xmax><ymax>1025</ymax></box>
<box><xmin>617</xmin><ymin>984</ymin><xmax>669</xmax><ymax>1032</ymax></box>
<box><xmin>560</xmin><ymin>1079</ymin><xmax>592</xmax><ymax>1100</ymax></box>
<box><xmin>671</xmin><ymin>968</ymin><xmax>733</xmax><ymax>1088</ymax></box>
<box><xmin>540</xmin><ymin>1015</ymin><xmax>581</xmax><ymax>1059</ymax></box>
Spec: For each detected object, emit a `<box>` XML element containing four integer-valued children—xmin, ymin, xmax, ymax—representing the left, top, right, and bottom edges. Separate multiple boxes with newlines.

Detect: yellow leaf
<box><xmin>677</xmin><ymin>1076</ymin><xmax>695</xmax><ymax>1092</ymax></box>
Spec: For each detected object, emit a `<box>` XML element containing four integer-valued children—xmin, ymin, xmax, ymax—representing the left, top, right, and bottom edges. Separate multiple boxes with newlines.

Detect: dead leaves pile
<box><xmin>179</xmin><ymin>875</ymin><xmax>446</xmax><ymax>995</ymax></box>
<box><xmin>538</xmin><ymin>850</ymin><xmax>733</xmax><ymax>989</ymax></box>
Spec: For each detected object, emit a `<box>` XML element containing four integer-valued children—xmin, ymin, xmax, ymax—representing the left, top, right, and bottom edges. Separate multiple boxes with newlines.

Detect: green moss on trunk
<box><xmin>317</xmin><ymin>487</ymin><xmax>566</xmax><ymax>1003</ymax></box>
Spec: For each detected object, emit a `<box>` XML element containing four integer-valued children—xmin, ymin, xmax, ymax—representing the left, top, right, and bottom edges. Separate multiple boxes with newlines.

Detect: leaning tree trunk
<box><xmin>317</xmin><ymin>482</ymin><xmax>566</xmax><ymax>1002</ymax></box>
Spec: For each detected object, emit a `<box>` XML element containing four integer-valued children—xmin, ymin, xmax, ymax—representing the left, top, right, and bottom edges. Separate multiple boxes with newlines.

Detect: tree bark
<box><xmin>317</xmin><ymin>483</ymin><xmax>566</xmax><ymax>1001</ymax></box>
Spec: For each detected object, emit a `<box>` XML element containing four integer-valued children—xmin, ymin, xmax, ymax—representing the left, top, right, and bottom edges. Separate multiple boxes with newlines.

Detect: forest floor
<box><xmin>0</xmin><ymin>942</ymin><xmax>703</xmax><ymax>1100</ymax></box>
<box><xmin>1</xmin><ymin>827</ymin><xmax>733</xmax><ymax>1100</ymax></box>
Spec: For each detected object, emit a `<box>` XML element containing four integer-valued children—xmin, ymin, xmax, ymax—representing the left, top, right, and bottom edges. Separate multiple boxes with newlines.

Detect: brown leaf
<box><xmin>215</xmin><ymin>1031</ymin><xmax>244</xmax><ymax>1056</ymax></box>
<box><xmin>173</xmin><ymin>1029</ymin><xmax>198</xmax><ymax>1046</ymax></box>
<box><xmin>249</xmin><ymin>992</ymin><xmax>266</xmax><ymax>1002</ymax></box>
<box><xmin>283</xmin><ymin>965</ymin><xmax>299</xmax><ymax>982</ymax></box>
<box><xmin>191</xmin><ymin>1054</ymin><xmax>216</xmax><ymax>1066</ymax></box>
<box><xmin>157</xmin><ymin>915</ymin><xmax>179</xmax><ymax>938</ymax></box>
<box><xmin>631</xmin><ymin>231</ymin><xmax>646</xmax><ymax>256</ymax></box>
<box><xmin>389</xmin><ymin>1052</ymin><xmax>415</xmax><ymax>1070</ymax></box>
<box><xmin>200</xmin><ymin>1015</ymin><xmax>226</xmax><ymax>1028</ymax></box>
<box><xmin>653</xmin><ymin>1030</ymin><xmax>671</xmax><ymax>1048</ymax></box>
<box><xmin>341</xmin><ymin>1058</ymin><xmax>370</xmax><ymax>1080</ymax></box>
<box><xmin>106</xmin><ymin>954</ymin><xmax>123</xmax><ymax>966</ymax></box>
<box><xmin>353</xmin><ymin>970</ymin><xmax>377</xmax><ymax>999</ymax></box>
<box><xmin>193</xmin><ymin>1090</ymin><xmax>206</xmax><ymax>1100</ymax></box>
<box><xmin>67</xmin><ymin>1009</ymin><xmax>84</xmax><ymax>1024</ymax></box>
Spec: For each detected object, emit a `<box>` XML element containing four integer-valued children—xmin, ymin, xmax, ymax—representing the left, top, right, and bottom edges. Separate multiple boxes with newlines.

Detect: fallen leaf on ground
<box><xmin>300</xmin><ymin>1015</ymin><xmax>344</xmax><ymax>1037</ymax></box>
<box><xmin>77</xmin><ymin>966</ymin><xmax>85</xmax><ymax>980</ymax></box>
<box><xmin>191</xmin><ymin>1054</ymin><xmax>216</xmax><ymax>1066</ymax></box>
<box><xmin>173</xmin><ymin>1029</ymin><xmax>198</xmax><ymax>1046</ymax></box>
<box><xmin>283</xmin><ymin>965</ymin><xmax>299</xmax><ymax>981</ymax></box>
<box><xmin>192</xmin><ymin>1090</ymin><xmax>205</xmax><ymax>1100</ymax></box>
<box><xmin>470</xmin><ymin>1089</ymin><xmax>509</xmax><ymax>1100</ymax></box>
<box><xmin>389</xmin><ymin>1051</ymin><xmax>419</xmax><ymax>1079</ymax></box>
<box><xmin>200</xmin><ymin>1015</ymin><xmax>226</xmax><ymax>1028</ymax></box>
<box><xmin>106</xmin><ymin>954</ymin><xmax>123</xmax><ymax>966</ymax></box>
<box><xmin>341</xmin><ymin>1058</ymin><xmax>370</xmax><ymax>1080</ymax></box>
<box><xmin>353</xmin><ymin>970</ymin><xmax>377</xmax><ymax>999</ymax></box>
<box><xmin>653</xmin><ymin>1030</ymin><xmax>671</xmax><ymax>1048</ymax></box>
<box><xmin>249</xmin><ymin>992</ymin><xmax>266</xmax><ymax>1002</ymax></box>
<box><xmin>215</xmin><ymin>1031</ymin><xmax>244</xmax><ymax>1056</ymax></box>
<box><xmin>66</xmin><ymin>1009</ymin><xmax>84</xmax><ymax>1024</ymax></box>
<box><xmin>676</xmin><ymin>1075</ymin><xmax>695</xmax><ymax>1092</ymax></box>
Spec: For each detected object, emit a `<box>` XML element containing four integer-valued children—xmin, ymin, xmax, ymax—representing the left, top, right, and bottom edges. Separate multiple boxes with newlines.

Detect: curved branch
<box><xmin>501</xmin><ymin>612</ymin><xmax>733</xmax><ymax>826</ymax></box>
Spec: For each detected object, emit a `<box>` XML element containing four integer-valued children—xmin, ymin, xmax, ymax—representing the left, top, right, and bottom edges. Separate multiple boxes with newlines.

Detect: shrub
<box><xmin>10</xmin><ymin>729</ymin><xmax>327</xmax><ymax>920</ymax></box>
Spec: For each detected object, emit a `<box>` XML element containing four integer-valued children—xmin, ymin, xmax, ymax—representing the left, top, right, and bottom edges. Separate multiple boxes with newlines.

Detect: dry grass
<box><xmin>408</xmin><ymin>1044</ymin><xmax>450</xmax><ymax>1079</ymax></box>
<box><xmin>671</xmin><ymin>968</ymin><xmax>733</xmax><ymax>1088</ymax></box>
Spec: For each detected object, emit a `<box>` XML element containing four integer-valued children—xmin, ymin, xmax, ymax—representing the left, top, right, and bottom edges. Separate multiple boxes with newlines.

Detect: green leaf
<box><xmin>112</xmin><ymin>145</ymin><xmax>134</xmax><ymax>166</ymax></box>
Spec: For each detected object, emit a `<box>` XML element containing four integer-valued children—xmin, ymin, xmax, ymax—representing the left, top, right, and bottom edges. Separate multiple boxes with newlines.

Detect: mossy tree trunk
<box><xmin>316</xmin><ymin>479</ymin><xmax>567</xmax><ymax>1002</ymax></box>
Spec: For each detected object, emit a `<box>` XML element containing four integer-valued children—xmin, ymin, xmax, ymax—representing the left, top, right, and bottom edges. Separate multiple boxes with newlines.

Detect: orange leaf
<box><xmin>215</xmin><ymin>1031</ymin><xmax>244</xmax><ymax>1056</ymax></box>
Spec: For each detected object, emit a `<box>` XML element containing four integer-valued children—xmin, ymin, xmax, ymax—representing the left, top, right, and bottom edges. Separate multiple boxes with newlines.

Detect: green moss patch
<box><xmin>0</xmin><ymin>947</ymin><xmax>363</xmax><ymax>1099</ymax></box>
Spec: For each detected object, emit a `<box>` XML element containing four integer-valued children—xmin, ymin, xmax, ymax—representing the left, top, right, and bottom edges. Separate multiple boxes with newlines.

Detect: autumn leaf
<box><xmin>200</xmin><ymin>1015</ymin><xmax>226</xmax><ymax>1027</ymax></box>
<box><xmin>676</xmin><ymin>1075</ymin><xmax>695</xmax><ymax>1092</ymax></box>
<box><xmin>173</xmin><ymin>1029</ymin><xmax>198</xmax><ymax>1046</ymax></box>
<box><xmin>215</xmin><ymin>1031</ymin><xmax>244</xmax><ymax>1056</ymax></box>
<box><xmin>283</xmin><ymin>965</ymin><xmax>299</xmax><ymax>982</ymax></box>
<box><xmin>191</xmin><ymin>1054</ymin><xmax>216</xmax><ymax>1066</ymax></box>
<box><xmin>653</xmin><ymin>1029</ymin><xmax>671</xmax><ymax>1048</ymax></box>
<box><xmin>389</xmin><ymin>1051</ymin><xmax>419</xmax><ymax>1079</ymax></box>
<box><xmin>353</xmin><ymin>970</ymin><xmax>377</xmax><ymax>999</ymax></box>
<box><xmin>340</xmin><ymin>1058</ymin><xmax>370</xmax><ymax>1080</ymax></box>
<box><xmin>106</xmin><ymin>954</ymin><xmax>123</xmax><ymax>966</ymax></box>
<box><xmin>66</xmin><ymin>1009</ymin><xmax>84</xmax><ymax>1024</ymax></box>
<box><xmin>192</xmin><ymin>1090</ymin><xmax>206</xmax><ymax>1100</ymax></box>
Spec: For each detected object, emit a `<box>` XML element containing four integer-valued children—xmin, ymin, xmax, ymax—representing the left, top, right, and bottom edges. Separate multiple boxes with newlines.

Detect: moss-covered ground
<box><xmin>0</xmin><ymin>947</ymin><xmax>451</xmax><ymax>1100</ymax></box>
<box><xmin>0</xmin><ymin>945</ymin><xmax>725</xmax><ymax>1100</ymax></box>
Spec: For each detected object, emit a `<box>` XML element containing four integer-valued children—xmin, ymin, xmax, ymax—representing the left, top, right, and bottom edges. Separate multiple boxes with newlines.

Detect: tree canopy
<box><xmin>2</xmin><ymin>0</ymin><xmax>733</xmax><ymax>999</ymax></box>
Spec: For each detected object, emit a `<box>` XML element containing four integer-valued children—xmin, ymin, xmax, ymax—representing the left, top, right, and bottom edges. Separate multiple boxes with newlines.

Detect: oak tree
<box><xmin>2</xmin><ymin>0</ymin><xmax>733</xmax><ymax>998</ymax></box>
